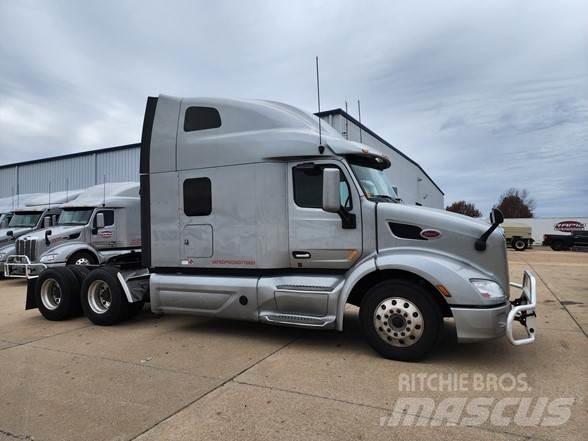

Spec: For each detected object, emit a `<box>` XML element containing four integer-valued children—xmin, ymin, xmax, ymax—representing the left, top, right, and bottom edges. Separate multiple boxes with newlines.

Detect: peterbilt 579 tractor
<box><xmin>0</xmin><ymin>191</ymin><xmax>82</xmax><ymax>277</ymax></box>
<box><xmin>4</xmin><ymin>182</ymin><xmax>141</xmax><ymax>278</ymax></box>
<box><xmin>23</xmin><ymin>95</ymin><xmax>537</xmax><ymax>361</ymax></box>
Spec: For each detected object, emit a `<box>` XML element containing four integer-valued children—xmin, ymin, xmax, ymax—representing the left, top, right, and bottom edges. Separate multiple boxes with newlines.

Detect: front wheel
<box><xmin>359</xmin><ymin>280</ymin><xmax>442</xmax><ymax>361</ymax></box>
<box><xmin>513</xmin><ymin>238</ymin><xmax>528</xmax><ymax>251</ymax></box>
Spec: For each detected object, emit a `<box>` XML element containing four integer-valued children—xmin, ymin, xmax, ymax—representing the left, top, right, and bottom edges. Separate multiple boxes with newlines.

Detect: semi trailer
<box><xmin>502</xmin><ymin>223</ymin><xmax>534</xmax><ymax>251</ymax></box>
<box><xmin>24</xmin><ymin>95</ymin><xmax>537</xmax><ymax>361</ymax></box>
<box><xmin>4</xmin><ymin>182</ymin><xmax>141</xmax><ymax>278</ymax></box>
<box><xmin>0</xmin><ymin>191</ymin><xmax>82</xmax><ymax>277</ymax></box>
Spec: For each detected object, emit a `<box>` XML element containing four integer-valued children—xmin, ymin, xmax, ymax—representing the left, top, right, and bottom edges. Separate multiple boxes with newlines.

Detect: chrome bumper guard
<box><xmin>4</xmin><ymin>255</ymin><xmax>47</xmax><ymax>279</ymax></box>
<box><xmin>507</xmin><ymin>270</ymin><xmax>537</xmax><ymax>346</ymax></box>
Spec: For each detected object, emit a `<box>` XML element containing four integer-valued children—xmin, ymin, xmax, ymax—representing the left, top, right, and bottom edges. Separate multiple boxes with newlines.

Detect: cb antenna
<box><xmin>103</xmin><ymin>175</ymin><xmax>106</xmax><ymax>207</ymax></box>
<box><xmin>48</xmin><ymin>182</ymin><xmax>52</xmax><ymax>208</ymax></box>
<box><xmin>357</xmin><ymin>99</ymin><xmax>363</xmax><ymax>143</ymax></box>
<box><xmin>344</xmin><ymin>100</ymin><xmax>349</xmax><ymax>140</ymax></box>
<box><xmin>315</xmin><ymin>56</ymin><xmax>322</xmax><ymax>147</ymax></box>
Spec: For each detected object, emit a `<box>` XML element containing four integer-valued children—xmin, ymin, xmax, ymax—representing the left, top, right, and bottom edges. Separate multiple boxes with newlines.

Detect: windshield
<box><xmin>350</xmin><ymin>164</ymin><xmax>398</xmax><ymax>202</ymax></box>
<box><xmin>58</xmin><ymin>208</ymin><xmax>94</xmax><ymax>225</ymax></box>
<box><xmin>8</xmin><ymin>212</ymin><xmax>42</xmax><ymax>228</ymax></box>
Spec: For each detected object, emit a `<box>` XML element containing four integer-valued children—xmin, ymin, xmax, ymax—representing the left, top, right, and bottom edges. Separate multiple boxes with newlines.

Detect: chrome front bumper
<box><xmin>507</xmin><ymin>270</ymin><xmax>537</xmax><ymax>345</ymax></box>
<box><xmin>451</xmin><ymin>270</ymin><xmax>537</xmax><ymax>346</ymax></box>
<box><xmin>3</xmin><ymin>255</ymin><xmax>47</xmax><ymax>279</ymax></box>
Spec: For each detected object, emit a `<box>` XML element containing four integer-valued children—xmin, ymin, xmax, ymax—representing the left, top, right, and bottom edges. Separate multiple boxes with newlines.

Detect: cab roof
<box><xmin>62</xmin><ymin>182</ymin><xmax>139</xmax><ymax>208</ymax></box>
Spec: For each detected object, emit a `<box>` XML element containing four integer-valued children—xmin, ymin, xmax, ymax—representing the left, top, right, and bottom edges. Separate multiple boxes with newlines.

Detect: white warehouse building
<box><xmin>0</xmin><ymin>108</ymin><xmax>443</xmax><ymax>208</ymax></box>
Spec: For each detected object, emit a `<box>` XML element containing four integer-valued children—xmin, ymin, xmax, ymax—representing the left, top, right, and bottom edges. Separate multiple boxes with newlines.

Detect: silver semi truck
<box><xmin>25</xmin><ymin>95</ymin><xmax>537</xmax><ymax>360</ymax></box>
<box><xmin>0</xmin><ymin>192</ymin><xmax>82</xmax><ymax>277</ymax></box>
<box><xmin>5</xmin><ymin>182</ymin><xmax>141</xmax><ymax>278</ymax></box>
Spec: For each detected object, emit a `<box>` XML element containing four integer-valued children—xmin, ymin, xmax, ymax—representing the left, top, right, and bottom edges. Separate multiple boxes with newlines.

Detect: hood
<box><xmin>377</xmin><ymin>203</ymin><xmax>509</xmax><ymax>292</ymax></box>
<box><xmin>19</xmin><ymin>225</ymin><xmax>85</xmax><ymax>244</ymax></box>
<box><xmin>0</xmin><ymin>227</ymin><xmax>34</xmax><ymax>245</ymax></box>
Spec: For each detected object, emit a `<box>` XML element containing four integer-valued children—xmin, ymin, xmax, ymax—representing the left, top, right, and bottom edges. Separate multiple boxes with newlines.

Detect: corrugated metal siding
<box><xmin>18</xmin><ymin>154</ymin><xmax>96</xmax><ymax>194</ymax></box>
<box><xmin>0</xmin><ymin>166</ymin><xmax>17</xmax><ymax>198</ymax></box>
<box><xmin>0</xmin><ymin>146</ymin><xmax>140</xmax><ymax>201</ymax></box>
<box><xmin>96</xmin><ymin>147</ymin><xmax>140</xmax><ymax>184</ymax></box>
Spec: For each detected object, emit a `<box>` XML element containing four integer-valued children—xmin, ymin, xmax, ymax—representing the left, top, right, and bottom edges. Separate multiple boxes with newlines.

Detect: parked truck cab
<box><xmin>0</xmin><ymin>192</ymin><xmax>79</xmax><ymax>276</ymax></box>
<box><xmin>5</xmin><ymin>183</ymin><xmax>141</xmax><ymax>278</ymax></box>
<box><xmin>26</xmin><ymin>95</ymin><xmax>536</xmax><ymax>361</ymax></box>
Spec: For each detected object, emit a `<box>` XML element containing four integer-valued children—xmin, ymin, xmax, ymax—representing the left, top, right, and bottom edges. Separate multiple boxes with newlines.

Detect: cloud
<box><xmin>0</xmin><ymin>0</ymin><xmax>587</xmax><ymax>216</ymax></box>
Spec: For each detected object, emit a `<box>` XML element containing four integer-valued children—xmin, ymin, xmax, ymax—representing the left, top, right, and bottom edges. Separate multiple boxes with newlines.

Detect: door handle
<box><xmin>292</xmin><ymin>251</ymin><xmax>311</xmax><ymax>259</ymax></box>
<box><xmin>184</xmin><ymin>239</ymin><xmax>190</xmax><ymax>245</ymax></box>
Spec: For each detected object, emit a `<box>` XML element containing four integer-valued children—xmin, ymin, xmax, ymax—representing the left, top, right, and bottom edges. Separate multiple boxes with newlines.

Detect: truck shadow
<box><xmin>132</xmin><ymin>306</ymin><xmax>504</xmax><ymax>364</ymax></box>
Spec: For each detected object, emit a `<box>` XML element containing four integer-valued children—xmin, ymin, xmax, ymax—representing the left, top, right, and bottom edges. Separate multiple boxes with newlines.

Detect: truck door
<box><xmin>91</xmin><ymin>209</ymin><xmax>116</xmax><ymax>249</ymax></box>
<box><xmin>288</xmin><ymin>161</ymin><xmax>362</xmax><ymax>269</ymax></box>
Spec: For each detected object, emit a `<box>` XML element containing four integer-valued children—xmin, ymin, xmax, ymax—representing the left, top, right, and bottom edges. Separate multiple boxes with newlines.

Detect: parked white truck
<box><xmin>0</xmin><ymin>192</ymin><xmax>82</xmax><ymax>277</ymax></box>
<box><xmin>24</xmin><ymin>96</ymin><xmax>537</xmax><ymax>360</ymax></box>
<box><xmin>4</xmin><ymin>182</ymin><xmax>141</xmax><ymax>278</ymax></box>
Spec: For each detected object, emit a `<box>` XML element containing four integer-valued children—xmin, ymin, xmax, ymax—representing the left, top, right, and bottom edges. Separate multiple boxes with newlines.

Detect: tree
<box><xmin>495</xmin><ymin>188</ymin><xmax>536</xmax><ymax>218</ymax></box>
<box><xmin>446</xmin><ymin>200</ymin><xmax>482</xmax><ymax>217</ymax></box>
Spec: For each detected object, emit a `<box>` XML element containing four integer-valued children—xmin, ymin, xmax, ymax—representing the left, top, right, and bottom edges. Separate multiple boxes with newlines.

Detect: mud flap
<box><xmin>25</xmin><ymin>277</ymin><xmax>38</xmax><ymax>310</ymax></box>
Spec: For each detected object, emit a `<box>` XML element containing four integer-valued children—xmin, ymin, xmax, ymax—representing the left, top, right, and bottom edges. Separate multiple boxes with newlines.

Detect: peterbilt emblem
<box><xmin>554</xmin><ymin>220</ymin><xmax>585</xmax><ymax>232</ymax></box>
<box><xmin>420</xmin><ymin>229</ymin><xmax>441</xmax><ymax>239</ymax></box>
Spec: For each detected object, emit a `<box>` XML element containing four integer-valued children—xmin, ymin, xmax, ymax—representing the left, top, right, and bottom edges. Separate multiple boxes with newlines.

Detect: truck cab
<box><xmin>0</xmin><ymin>193</ymin><xmax>72</xmax><ymax>276</ymax></box>
<box><xmin>5</xmin><ymin>183</ymin><xmax>141</xmax><ymax>277</ymax></box>
<box><xmin>26</xmin><ymin>95</ymin><xmax>536</xmax><ymax>361</ymax></box>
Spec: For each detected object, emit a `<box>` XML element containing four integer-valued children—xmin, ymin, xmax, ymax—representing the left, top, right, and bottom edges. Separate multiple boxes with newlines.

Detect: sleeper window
<box><xmin>184</xmin><ymin>107</ymin><xmax>221</xmax><ymax>132</ymax></box>
<box><xmin>293</xmin><ymin>166</ymin><xmax>352</xmax><ymax>210</ymax></box>
<box><xmin>184</xmin><ymin>178</ymin><xmax>212</xmax><ymax>216</ymax></box>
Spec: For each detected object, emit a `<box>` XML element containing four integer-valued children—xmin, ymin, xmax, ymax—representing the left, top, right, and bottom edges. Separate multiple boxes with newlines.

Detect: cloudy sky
<box><xmin>1</xmin><ymin>0</ymin><xmax>587</xmax><ymax>216</ymax></box>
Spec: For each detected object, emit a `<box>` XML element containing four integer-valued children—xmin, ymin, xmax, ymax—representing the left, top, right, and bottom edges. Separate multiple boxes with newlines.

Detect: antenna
<box><xmin>315</xmin><ymin>56</ymin><xmax>322</xmax><ymax>146</ymax></box>
<box><xmin>103</xmin><ymin>175</ymin><xmax>106</xmax><ymax>207</ymax></box>
<box><xmin>66</xmin><ymin>178</ymin><xmax>69</xmax><ymax>202</ymax></box>
<box><xmin>357</xmin><ymin>100</ymin><xmax>363</xmax><ymax>143</ymax></box>
<box><xmin>11</xmin><ymin>186</ymin><xmax>14</xmax><ymax>210</ymax></box>
<box><xmin>344</xmin><ymin>100</ymin><xmax>349</xmax><ymax>140</ymax></box>
<box><xmin>48</xmin><ymin>182</ymin><xmax>52</xmax><ymax>208</ymax></box>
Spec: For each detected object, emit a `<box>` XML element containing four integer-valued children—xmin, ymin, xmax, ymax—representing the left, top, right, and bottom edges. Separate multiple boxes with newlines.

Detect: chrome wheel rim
<box><xmin>87</xmin><ymin>280</ymin><xmax>112</xmax><ymax>314</ymax></box>
<box><xmin>373</xmin><ymin>297</ymin><xmax>424</xmax><ymax>347</ymax></box>
<box><xmin>40</xmin><ymin>278</ymin><xmax>62</xmax><ymax>310</ymax></box>
<box><xmin>75</xmin><ymin>257</ymin><xmax>90</xmax><ymax>265</ymax></box>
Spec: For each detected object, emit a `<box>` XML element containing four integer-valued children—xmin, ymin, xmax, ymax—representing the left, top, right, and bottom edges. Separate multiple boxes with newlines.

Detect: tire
<box><xmin>35</xmin><ymin>268</ymin><xmax>79</xmax><ymax>321</ymax></box>
<box><xmin>67</xmin><ymin>251</ymin><xmax>97</xmax><ymax>266</ymax></box>
<box><xmin>359</xmin><ymin>280</ymin><xmax>442</xmax><ymax>361</ymax></box>
<box><xmin>551</xmin><ymin>241</ymin><xmax>563</xmax><ymax>251</ymax></box>
<box><xmin>513</xmin><ymin>239</ymin><xmax>528</xmax><ymax>251</ymax></box>
<box><xmin>81</xmin><ymin>267</ymin><xmax>129</xmax><ymax>325</ymax></box>
<box><xmin>65</xmin><ymin>266</ymin><xmax>91</xmax><ymax>315</ymax></box>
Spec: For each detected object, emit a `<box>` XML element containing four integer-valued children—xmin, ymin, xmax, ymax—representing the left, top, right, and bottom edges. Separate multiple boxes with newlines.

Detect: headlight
<box><xmin>40</xmin><ymin>254</ymin><xmax>57</xmax><ymax>263</ymax></box>
<box><xmin>470</xmin><ymin>279</ymin><xmax>505</xmax><ymax>300</ymax></box>
<box><xmin>0</xmin><ymin>253</ymin><xmax>5</xmax><ymax>261</ymax></box>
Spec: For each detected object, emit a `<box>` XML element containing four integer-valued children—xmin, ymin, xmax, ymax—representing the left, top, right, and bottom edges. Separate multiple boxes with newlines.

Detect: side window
<box><xmin>184</xmin><ymin>107</ymin><xmax>221</xmax><ymax>132</ymax></box>
<box><xmin>293</xmin><ymin>165</ymin><xmax>352</xmax><ymax>210</ymax></box>
<box><xmin>184</xmin><ymin>178</ymin><xmax>212</xmax><ymax>216</ymax></box>
<box><xmin>94</xmin><ymin>210</ymin><xmax>114</xmax><ymax>227</ymax></box>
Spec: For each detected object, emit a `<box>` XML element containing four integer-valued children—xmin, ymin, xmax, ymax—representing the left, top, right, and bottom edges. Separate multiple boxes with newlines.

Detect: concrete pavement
<box><xmin>0</xmin><ymin>248</ymin><xmax>586</xmax><ymax>441</ymax></box>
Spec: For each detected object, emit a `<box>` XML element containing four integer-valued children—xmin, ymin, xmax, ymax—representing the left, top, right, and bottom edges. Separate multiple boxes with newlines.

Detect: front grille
<box><xmin>16</xmin><ymin>239</ymin><xmax>36</xmax><ymax>261</ymax></box>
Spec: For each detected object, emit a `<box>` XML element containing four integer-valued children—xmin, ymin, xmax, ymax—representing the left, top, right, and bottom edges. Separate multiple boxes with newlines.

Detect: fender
<box><xmin>337</xmin><ymin>254</ymin><xmax>377</xmax><ymax>331</ymax></box>
<box><xmin>337</xmin><ymin>249</ymin><xmax>504</xmax><ymax>331</ymax></box>
<box><xmin>40</xmin><ymin>241</ymin><xmax>99</xmax><ymax>264</ymax></box>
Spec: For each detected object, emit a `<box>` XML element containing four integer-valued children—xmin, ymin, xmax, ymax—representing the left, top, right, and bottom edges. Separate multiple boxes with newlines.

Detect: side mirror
<box><xmin>96</xmin><ymin>213</ymin><xmax>105</xmax><ymax>229</ymax></box>
<box><xmin>43</xmin><ymin>216</ymin><xmax>51</xmax><ymax>228</ymax></box>
<box><xmin>7</xmin><ymin>230</ymin><xmax>13</xmax><ymax>237</ymax></box>
<box><xmin>490</xmin><ymin>208</ymin><xmax>504</xmax><ymax>226</ymax></box>
<box><xmin>322</xmin><ymin>168</ymin><xmax>341</xmax><ymax>213</ymax></box>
